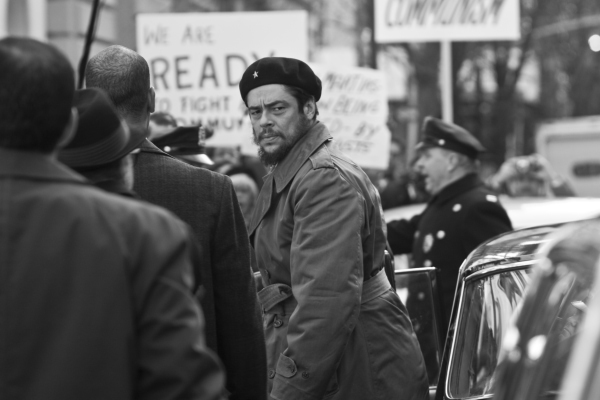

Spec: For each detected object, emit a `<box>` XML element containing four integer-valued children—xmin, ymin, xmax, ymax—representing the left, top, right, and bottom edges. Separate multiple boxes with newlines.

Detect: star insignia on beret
<box><xmin>253</xmin><ymin>71</ymin><xmax>259</xmax><ymax>79</ymax></box>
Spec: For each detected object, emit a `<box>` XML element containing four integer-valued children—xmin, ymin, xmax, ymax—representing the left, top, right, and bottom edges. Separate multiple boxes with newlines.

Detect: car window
<box><xmin>448</xmin><ymin>268</ymin><xmax>531</xmax><ymax>398</ymax></box>
<box><xmin>495</xmin><ymin>256</ymin><xmax>596</xmax><ymax>400</ymax></box>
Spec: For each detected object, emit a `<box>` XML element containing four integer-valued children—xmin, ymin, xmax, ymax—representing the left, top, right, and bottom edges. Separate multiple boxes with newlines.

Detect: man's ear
<box><xmin>303</xmin><ymin>99</ymin><xmax>316</xmax><ymax>119</ymax></box>
<box><xmin>148</xmin><ymin>87</ymin><xmax>156</xmax><ymax>114</ymax></box>
<box><xmin>446</xmin><ymin>151</ymin><xmax>459</xmax><ymax>171</ymax></box>
<box><xmin>56</xmin><ymin>107</ymin><xmax>78</xmax><ymax>150</ymax></box>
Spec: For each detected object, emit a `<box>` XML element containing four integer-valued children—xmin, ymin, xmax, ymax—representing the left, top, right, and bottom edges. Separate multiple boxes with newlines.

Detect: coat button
<box><xmin>302</xmin><ymin>371</ymin><xmax>310</xmax><ymax>379</ymax></box>
<box><xmin>274</xmin><ymin>318</ymin><xmax>283</xmax><ymax>328</ymax></box>
<box><xmin>268</xmin><ymin>369</ymin><xmax>275</xmax><ymax>379</ymax></box>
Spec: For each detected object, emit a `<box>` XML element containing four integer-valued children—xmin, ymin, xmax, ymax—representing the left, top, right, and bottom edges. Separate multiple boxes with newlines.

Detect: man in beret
<box><xmin>387</xmin><ymin>116</ymin><xmax>513</xmax><ymax>331</ymax></box>
<box><xmin>85</xmin><ymin>45</ymin><xmax>266</xmax><ymax>400</ymax></box>
<box><xmin>240</xmin><ymin>57</ymin><xmax>428</xmax><ymax>400</ymax></box>
<box><xmin>58</xmin><ymin>87</ymin><xmax>146</xmax><ymax>197</ymax></box>
<box><xmin>0</xmin><ymin>37</ymin><xmax>224</xmax><ymax>399</ymax></box>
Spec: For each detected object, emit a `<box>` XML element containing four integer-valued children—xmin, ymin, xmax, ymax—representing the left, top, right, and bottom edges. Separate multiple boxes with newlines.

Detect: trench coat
<box><xmin>387</xmin><ymin>173</ymin><xmax>513</xmax><ymax>328</ymax></box>
<box><xmin>0</xmin><ymin>148</ymin><xmax>224</xmax><ymax>400</ymax></box>
<box><xmin>134</xmin><ymin>140</ymin><xmax>266</xmax><ymax>400</ymax></box>
<box><xmin>249</xmin><ymin>123</ymin><xmax>429</xmax><ymax>400</ymax></box>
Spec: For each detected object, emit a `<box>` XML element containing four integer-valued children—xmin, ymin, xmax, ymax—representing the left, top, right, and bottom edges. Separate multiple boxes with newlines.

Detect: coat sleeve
<box><xmin>386</xmin><ymin>213</ymin><xmax>421</xmax><ymax>255</ymax></box>
<box><xmin>133</xmin><ymin>217</ymin><xmax>226</xmax><ymax>400</ymax></box>
<box><xmin>212</xmin><ymin>176</ymin><xmax>267</xmax><ymax>400</ymax></box>
<box><xmin>271</xmin><ymin>166</ymin><xmax>363</xmax><ymax>400</ymax></box>
<box><xmin>462</xmin><ymin>199</ymin><xmax>513</xmax><ymax>255</ymax></box>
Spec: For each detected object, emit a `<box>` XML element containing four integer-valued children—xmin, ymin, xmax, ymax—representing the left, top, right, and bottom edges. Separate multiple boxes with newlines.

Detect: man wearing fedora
<box><xmin>387</xmin><ymin>117</ymin><xmax>513</xmax><ymax>330</ymax></box>
<box><xmin>0</xmin><ymin>37</ymin><xmax>224</xmax><ymax>399</ymax></box>
<box><xmin>239</xmin><ymin>57</ymin><xmax>428</xmax><ymax>400</ymax></box>
<box><xmin>58</xmin><ymin>87</ymin><xmax>146</xmax><ymax>196</ymax></box>
<box><xmin>85</xmin><ymin>45</ymin><xmax>266</xmax><ymax>400</ymax></box>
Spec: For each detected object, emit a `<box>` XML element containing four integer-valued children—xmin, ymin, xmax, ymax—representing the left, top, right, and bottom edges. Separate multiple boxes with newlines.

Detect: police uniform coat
<box><xmin>134</xmin><ymin>140</ymin><xmax>266</xmax><ymax>400</ymax></box>
<box><xmin>0</xmin><ymin>148</ymin><xmax>224</xmax><ymax>400</ymax></box>
<box><xmin>249</xmin><ymin>123</ymin><xmax>429</xmax><ymax>400</ymax></box>
<box><xmin>387</xmin><ymin>173</ymin><xmax>513</xmax><ymax>325</ymax></box>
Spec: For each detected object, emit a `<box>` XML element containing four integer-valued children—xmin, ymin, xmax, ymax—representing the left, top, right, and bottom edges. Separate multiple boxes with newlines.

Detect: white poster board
<box><xmin>310</xmin><ymin>64</ymin><xmax>391</xmax><ymax>170</ymax></box>
<box><xmin>136</xmin><ymin>11</ymin><xmax>308</xmax><ymax>147</ymax></box>
<box><xmin>375</xmin><ymin>0</ymin><xmax>520</xmax><ymax>43</ymax></box>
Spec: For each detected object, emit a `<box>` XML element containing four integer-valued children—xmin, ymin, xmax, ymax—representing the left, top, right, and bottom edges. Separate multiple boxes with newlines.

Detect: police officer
<box><xmin>387</xmin><ymin>117</ymin><xmax>513</xmax><ymax>329</ymax></box>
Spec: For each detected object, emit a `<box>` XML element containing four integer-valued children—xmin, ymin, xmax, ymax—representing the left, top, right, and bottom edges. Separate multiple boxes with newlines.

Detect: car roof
<box><xmin>459</xmin><ymin>224</ymin><xmax>562</xmax><ymax>278</ymax></box>
<box><xmin>383</xmin><ymin>196</ymin><xmax>600</xmax><ymax>229</ymax></box>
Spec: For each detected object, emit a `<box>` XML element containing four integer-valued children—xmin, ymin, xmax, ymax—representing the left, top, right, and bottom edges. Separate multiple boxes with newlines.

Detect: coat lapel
<box><xmin>248</xmin><ymin>172</ymin><xmax>274</xmax><ymax>243</ymax></box>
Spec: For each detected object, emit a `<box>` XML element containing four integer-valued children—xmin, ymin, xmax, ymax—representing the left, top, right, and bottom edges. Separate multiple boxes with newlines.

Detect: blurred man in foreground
<box><xmin>240</xmin><ymin>57</ymin><xmax>428</xmax><ymax>400</ymax></box>
<box><xmin>387</xmin><ymin>117</ymin><xmax>513</xmax><ymax>329</ymax></box>
<box><xmin>0</xmin><ymin>37</ymin><xmax>224</xmax><ymax>400</ymax></box>
<box><xmin>85</xmin><ymin>45</ymin><xmax>266</xmax><ymax>400</ymax></box>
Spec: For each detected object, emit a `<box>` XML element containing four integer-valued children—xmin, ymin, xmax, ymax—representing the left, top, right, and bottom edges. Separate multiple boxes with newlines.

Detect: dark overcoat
<box><xmin>0</xmin><ymin>148</ymin><xmax>224</xmax><ymax>400</ymax></box>
<box><xmin>387</xmin><ymin>173</ymin><xmax>513</xmax><ymax>325</ymax></box>
<box><xmin>134</xmin><ymin>140</ymin><xmax>266</xmax><ymax>400</ymax></box>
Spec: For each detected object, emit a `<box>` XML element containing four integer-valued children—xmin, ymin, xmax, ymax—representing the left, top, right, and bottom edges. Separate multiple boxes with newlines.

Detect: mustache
<box><xmin>257</xmin><ymin>128</ymin><xmax>282</xmax><ymax>141</ymax></box>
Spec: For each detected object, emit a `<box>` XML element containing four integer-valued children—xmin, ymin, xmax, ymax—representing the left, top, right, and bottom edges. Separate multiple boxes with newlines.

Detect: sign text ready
<box><xmin>136</xmin><ymin>11</ymin><xmax>308</xmax><ymax>147</ymax></box>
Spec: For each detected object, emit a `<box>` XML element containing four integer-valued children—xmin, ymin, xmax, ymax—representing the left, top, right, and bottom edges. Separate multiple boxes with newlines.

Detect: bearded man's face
<box><xmin>247</xmin><ymin>84</ymin><xmax>313</xmax><ymax>166</ymax></box>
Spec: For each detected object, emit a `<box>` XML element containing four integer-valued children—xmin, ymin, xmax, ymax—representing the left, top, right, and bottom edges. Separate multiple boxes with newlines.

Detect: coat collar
<box><xmin>139</xmin><ymin>139</ymin><xmax>175</xmax><ymax>157</ymax></box>
<box><xmin>272</xmin><ymin>122</ymin><xmax>332</xmax><ymax>194</ymax></box>
<box><xmin>0</xmin><ymin>147</ymin><xmax>87</xmax><ymax>184</ymax></box>
<box><xmin>428</xmin><ymin>172</ymin><xmax>482</xmax><ymax>206</ymax></box>
<box><xmin>247</xmin><ymin>122</ymin><xmax>332</xmax><ymax>240</ymax></box>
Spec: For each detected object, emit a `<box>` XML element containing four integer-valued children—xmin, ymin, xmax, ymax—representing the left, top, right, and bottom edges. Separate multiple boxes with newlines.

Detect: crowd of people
<box><xmin>1</xmin><ymin>34</ymin><xmax>575</xmax><ymax>400</ymax></box>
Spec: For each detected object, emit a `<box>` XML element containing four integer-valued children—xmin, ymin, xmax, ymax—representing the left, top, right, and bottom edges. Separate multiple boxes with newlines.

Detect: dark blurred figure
<box><xmin>0</xmin><ymin>37</ymin><xmax>224</xmax><ymax>400</ymax></box>
<box><xmin>58</xmin><ymin>88</ymin><xmax>145</xmax><ymax>197</ymax></box>
<box><xmin>487</xmin><ymin>153</ymin><xmax>576</xmax><ymax>197</ymax></box>
<box><xmin>85</xmin><ymin>45</ymin><xmax>267</xmax><ymax>400</ymax></box>
<box><xmin>372</xmin><ymin>140</ymin><xmax>430</xmax><ymax>210</ymax></box>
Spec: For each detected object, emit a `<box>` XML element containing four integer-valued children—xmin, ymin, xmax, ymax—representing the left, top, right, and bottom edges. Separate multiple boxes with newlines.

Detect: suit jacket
<box><xmin>0</xmin><ymin>148</ymin><xmax>224</xmax><ymax>400</ymax></box>
<box><xmin>387</xmin><ymin>173</ymin><xmax>513</xmax><ymax>326</ymax></box>
<box><xmin>134</xmin><ymin>140</ymin><xmax>266</xmax><ymax>400</ymax></box>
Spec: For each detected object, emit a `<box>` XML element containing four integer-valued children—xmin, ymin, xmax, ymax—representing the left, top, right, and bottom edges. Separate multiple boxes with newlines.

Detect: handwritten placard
<box><xmin>136</xmin><ymin>11</ymin><xmax>308</xmax><ymax>147</ymax></box>
<box><xmin>310</xmin><ymin>64</ymin><xmax>391</xmax><ymax>170</ymax></box>
<box><xmin>375</xmin><ymin>0</ymin><xmax>520</xmax><ymax>43</ymax></box>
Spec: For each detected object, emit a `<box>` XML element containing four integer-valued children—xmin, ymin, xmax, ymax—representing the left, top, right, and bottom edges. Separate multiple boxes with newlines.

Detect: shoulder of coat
<box><xmin>308</xmin><ymin>145</ymin><xmax>334</xmax><ymax>170</ymax></box>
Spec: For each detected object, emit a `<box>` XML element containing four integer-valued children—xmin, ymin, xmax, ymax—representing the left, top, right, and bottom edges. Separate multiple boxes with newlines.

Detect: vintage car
<box><xmin>491</xmin><ymin>218</ymin><xmax>600</xmax><ymax>400</ymax></box>
<box><xmin>398</xmin><ymin>223</ymin><xmax>563</xmax><ymax>400</ymax></box>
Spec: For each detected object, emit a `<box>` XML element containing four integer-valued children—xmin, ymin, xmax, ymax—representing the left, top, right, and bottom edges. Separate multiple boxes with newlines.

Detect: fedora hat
<box><xmin>58</xmin><ymin>88</ymin><xmax>146</xmax><ymax>168</ymax></box>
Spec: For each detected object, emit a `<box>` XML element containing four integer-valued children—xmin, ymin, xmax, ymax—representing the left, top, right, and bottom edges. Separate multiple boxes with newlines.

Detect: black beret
<box><xmin>58</xmin><ymin>88</ymin><xmax>146</xmax><ymax>168</ymax></box>
<box><xmin>239</xmin><ymin>57</ymin><xmax>322</xmax><ymax>104</ymax></box>
<box><xmin>416</xmin><ymin>116</ymin><xmax>486</xmax><ymax>159</ymax></box>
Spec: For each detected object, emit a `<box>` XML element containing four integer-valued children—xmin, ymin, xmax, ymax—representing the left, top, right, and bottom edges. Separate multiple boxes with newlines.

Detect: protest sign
<box><xmin>310</xmin><ymin>64</ymin><xmax>391</xmax><ymax>170</ymax></box>
<box><xmin>136</xmin><ymin>11</ymin><xmax>308</xmax><ymax>147</ymax></box>
<box><xmin>375</xmin><ymin>0</ymin><xmax>520</xmax><ymax>42</ymax></box>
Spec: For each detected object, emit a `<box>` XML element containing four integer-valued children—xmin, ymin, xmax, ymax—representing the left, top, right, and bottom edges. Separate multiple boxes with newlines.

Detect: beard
<box><xmin>253</xmin><ymin>115</ymin><xmax>313</xmax><ymax>166</ymax></box>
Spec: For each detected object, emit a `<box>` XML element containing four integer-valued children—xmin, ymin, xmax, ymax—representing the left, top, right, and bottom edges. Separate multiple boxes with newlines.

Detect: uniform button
<box><xmin>453</xmin><ymin>203</ymin><xmax>462</xmax><ymax>212</ymax></box>
<box><xmin>302</xmin><ymin>371</ymin><xmax>310</xmax><ymax>379</ymax></box>
<box><xmin>424</xmin><ymin>259</ymin><xmax>432</xmax><ymax>268</ymax></box>
<box><xmin>437</xmin><ymin>230</ymin><xmax>445</xmax><ymax>239</ymax></box>
<box><xmin>274</xmin><ymin>318</ymin><xmax>283</xmax><ymax>328</ymax></box>
<box><xmin>268</xmin><ymin>369</ymin><xmax>275</xmax><ymax>379</ymax></box>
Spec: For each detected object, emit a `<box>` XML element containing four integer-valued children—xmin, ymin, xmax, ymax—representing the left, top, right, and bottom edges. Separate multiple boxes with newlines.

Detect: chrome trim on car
<box><xmin>444</xmin><ymin>261</ymin><xmax>535</xmax><ymax>399</ymax></box>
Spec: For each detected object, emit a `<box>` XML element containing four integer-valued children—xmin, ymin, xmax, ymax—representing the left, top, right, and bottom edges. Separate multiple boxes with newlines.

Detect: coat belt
<box><xmin>257</xmin><ymin>269</ymin><xmax>392</xmax><ymax>314</ymax></box>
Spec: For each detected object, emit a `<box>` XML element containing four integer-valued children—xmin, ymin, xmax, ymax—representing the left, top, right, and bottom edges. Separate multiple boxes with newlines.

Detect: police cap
<box><xmin>416</xmin><ymin>116</ymin><xmax>485</xmax><ymax>159</ymax></box>
<box><xmin>239</xmin><ymin>57</ymin><xmax>322</xmax><ymax>105</ymax></box>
